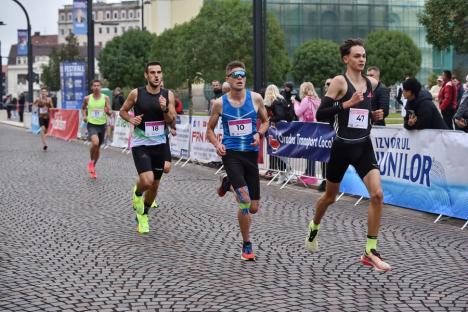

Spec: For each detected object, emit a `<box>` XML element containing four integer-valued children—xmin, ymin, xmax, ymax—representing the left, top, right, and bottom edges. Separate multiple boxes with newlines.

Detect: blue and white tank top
<box><xmin>221</xmin><ymin>91</ymin><xmax>258</xmax><ymax>152</ymax></box>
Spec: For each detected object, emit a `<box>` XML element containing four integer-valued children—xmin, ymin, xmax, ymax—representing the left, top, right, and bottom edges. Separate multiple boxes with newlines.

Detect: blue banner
<box><xmin>72</xmin><ymin>0</ymin><xmax>87</xmax><ymax>35</ymax></box>
<box><xmin>267</xmin><ymin>121</ymin><xmax>335</xmax><ymax>162</ymax></box>
<box><xmin>60</xmin><ymin>62</ymin><xmax>87</xmax><ymax>109</ymax></box>
<box><xmin>17</xmin><ymin>29</ymin><xmax>28</xmax><ymax>56</ymax></box>
<box><xmin>29</xmin><ymin>107</ymin><xmax>41</xmax><ymax>134</ymax></box>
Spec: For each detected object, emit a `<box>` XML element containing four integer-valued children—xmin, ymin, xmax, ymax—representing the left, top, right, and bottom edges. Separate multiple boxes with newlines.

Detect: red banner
<box><xmin>47</xmin><ymin>109</ymin><xmax>79</xmax><ymax>140</ymax></box>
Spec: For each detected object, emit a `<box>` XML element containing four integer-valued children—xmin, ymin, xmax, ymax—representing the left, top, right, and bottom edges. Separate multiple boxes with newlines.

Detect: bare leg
<box><xmin>144</xmin><ymin>179</ymin><xmax>160</xmax><ymax>206</ymax></box>
<box><xmin>362</xmin><ymin>169</ymin><xmax>384</xmax><ymax>237</ymax></box>
<box><xmin>312</xmin><ymin>180</ymin><xmax>340</xmax><ymax>224</ymax></box>
<box><xmin>40</xmin><ymin>126</ymin><xmax>47</xmax><ymax>147</ymax></box>
<box><xmin>136</xmin><ymin>171</ymin><xmax>154</xmax><ymax>194</ymax></box>
<box><xmin>234</xmin><ymin>187</ymin><xmax>252</xmax><ymax>242</ymax></box>
<box><xmin>89</xmin><ymin>135</ymin><xmax>100</xmax><ymax>164</ymax></box>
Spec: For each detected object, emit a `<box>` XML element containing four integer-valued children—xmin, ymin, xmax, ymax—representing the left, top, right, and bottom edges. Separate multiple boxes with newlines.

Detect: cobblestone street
<box><xmin>0</xmin><ymin>124</ymin><xmax>467</xmax><ymax>312</ymax></box>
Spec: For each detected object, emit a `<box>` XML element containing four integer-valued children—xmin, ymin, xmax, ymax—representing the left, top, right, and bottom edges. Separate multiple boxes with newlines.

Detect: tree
<box><xmin>150</xmin><ymin>0</ymin><xmax>289</xmax><ymax>89</ymax></box>
<box><xmin>291</xmin><ymin>40</ymin><xmax>342</xmax><ymax>87</ymax></box>
<box><xmin>366</xmin><ymin>30</ymin><xmax>421</xmax><ymax>86</ymax></box>
<box><xmin>98</xmin><ymin>30</ymin><xmax>157</xmax><ymax>89</ymax></box>
<box><xmin>419</xmin><ymin>0</ymin><xmax>468</xmax><ymax>53</ymax></box>
<box><xmin>41</xmin><ymin>33</ymin><xmax>83</xmax><ymax>91</ymax></box>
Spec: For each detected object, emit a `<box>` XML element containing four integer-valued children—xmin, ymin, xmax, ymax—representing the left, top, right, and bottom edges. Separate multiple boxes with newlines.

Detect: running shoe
<box><xmin>132</xmin><ymin>185</ymin><xmax>144</xmax><ymax>215</ymax></box>
<box><xmin>43</xmin><ymin>145</ymin><xmax>48</xmax><ymax>151</ymax></box>
<box><xmin>217</xmin><ymin>174</ymin><xmax>231</xmax><ymax>197</ymax></box>
<box><xmin>135</xmin><ymin>213</ymin><xmax>149</xmax><ymax>234</ymax></box>
<box><xmin>90</xmin><ymin>171</ymin><xmax>97</xmax><ymax>179</ymax></box>
<box><xmin>305</xmin><ymin>223</ymin><xmax>319</xmax><ymax>253</ymax></box>
<box><xmin>151</xmin><ymin>200</ymin><xmax>159</xmax><ymax>209</ymax></box>
<box><xmin>87</xmin><ymin>161</ymin><xmax>95</xmax><ymax>174</ymax></box>
<box><xmin>241</xmin><ymin>242</ymin><xmax>256</xmax><ymax>261</ymax></box>
<box><xmin>360</xmin><ymin>249</ymin><xmax>392</xmax><ymax>272</ymax></box>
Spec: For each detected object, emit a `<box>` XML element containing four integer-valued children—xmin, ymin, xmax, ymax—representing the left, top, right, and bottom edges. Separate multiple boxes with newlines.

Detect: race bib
<box><xmin>39</xmin><ymin>107</ymin><xmax>48</xmax><ymax>114</ymax></box>
<box><xmin>91</xmin><ymin>109</ymin><xmax>104</xmax><ymax>119</ymax></box>
<box><xmin>228</xmin><ymin>119</ymin><xmax>252</xmax><ymax>136</ymax></box>
<box><xmin>348</xmin><ymin>108</ymin><xmax>369</xmax><ymax>129</ymax></box>
<box><xmin>144</xmin><ymin>121</ymin><xmax>165</xmax><ymax>137</ymax></box>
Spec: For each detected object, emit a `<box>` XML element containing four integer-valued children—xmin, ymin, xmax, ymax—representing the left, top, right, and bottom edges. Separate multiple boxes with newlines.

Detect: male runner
<box><xmin>207</xmin><ymin>60</ymin><xmax>268</xmax><ymax>261</ymax></box>
<box><xmin>305</xmin><ymin>38</ymin><xmax>391</xmax><ymax>272</ymax></box>
<box><xmin>82</xmin><ymin>80</ymin><xmax>112</xmax><ymax>179</ymax></box>
<box><xmin>35</xmin><ymin>87</ymin><xmax>53</xmax><ymax>150</ymax></box>
<box><xmin>120</xmin><ymin>61</ymin><xmax>176</xmax><ymax>234</ymax></box>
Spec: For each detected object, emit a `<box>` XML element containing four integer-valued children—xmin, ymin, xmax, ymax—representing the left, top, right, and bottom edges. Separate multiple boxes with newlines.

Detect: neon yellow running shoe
<box><xmin>136</xmin><ymin>213</ymin><xmax>149</xmax><ymax>234</ymax></box>
<box><xmin>132</xmin><ymin>185</ymin><xmax>144</xmax><ymax>215</ymax></box>
<box><xmin>151</xmin><ymin>200</ymin><xmax>159</xmax><ymax>209</ymax></box>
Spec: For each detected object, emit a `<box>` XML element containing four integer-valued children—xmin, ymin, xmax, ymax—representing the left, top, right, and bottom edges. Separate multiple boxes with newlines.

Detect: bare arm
<box><xmin>120</xmin><ymin>89</ymin><xmax>143</xmax><ymax>126</ymax></box>
<box><xmin>206</xmin><ymin>98</ymin><xmax>225</xmax><ymax>156</ymax></box>
<box><xmin>81</xmin><ymin>96</ymin><xmax>89</xmax><ymax>122</ymax></box>
<box><xmin>253</xmin><ymin>92</ymin><xmax>269</xmax><ymax>140</ymax></box>
<box><xmin>162</xmin><ymin>91</ymin><xmax>176</xmax><ymax>125</ymax></box>
<box><xmin>104</xmin><ymin>96</ymin><xmax>112</xmax><ymax>116</ymax></box>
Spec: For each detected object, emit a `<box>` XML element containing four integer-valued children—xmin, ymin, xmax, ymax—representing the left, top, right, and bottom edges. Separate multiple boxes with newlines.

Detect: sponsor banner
<box><xmin>47</xmin><ymin>109</ymin><xmax>79</xmax><ymax>140</ymax></box>
<box><xmin>170</xmin><ymin>115</ymin><xmax>190</xmax><ymax>158</ymax></box>
<box><xmin>60</xmin><ymin>62</ymin><xmax>87</xmax><ymax>109</ymax></box>
<box><xmin>267</xmin><ymin>121</ymin><xmax>335</xmax><ymax>162</ymax></box>
<box><xmin>105</xmin><ymin>111</ymin><xmax>116</xmax><ymax>145</ymax></box>
<box><xmin>72</xmin><ymin>0</ymin><xmax>87</xmax><ymax>35</ymax></box>
<box><xmin>29</xmin><ymin>107</ymin><xmax>41</xmax><ymax>134</ymax></box>
<box><xmin>340</xmin><ymin>127</ymin><xmax>468</xmax><ymax>220</ymax></box>
<box><xmin>17</xmin><ymin>29</ymin><xmax>28</xmax><ymax>56</ymax></box>
<box><xmin>111</xmin><ymin>112</ymin><xmax>132</xmax><ymax>149</ymax></box>
<box><xmin>190</xmin><ymin>116</ymin><xmax>222</xmax><ymax>163</ymax></box>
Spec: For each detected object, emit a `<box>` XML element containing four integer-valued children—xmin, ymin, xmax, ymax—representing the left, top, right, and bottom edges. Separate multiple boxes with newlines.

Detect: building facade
<box><xmin>58</xmin><ymin>0</ymin><xmax>141</xmax><ymax>47</ymax></box>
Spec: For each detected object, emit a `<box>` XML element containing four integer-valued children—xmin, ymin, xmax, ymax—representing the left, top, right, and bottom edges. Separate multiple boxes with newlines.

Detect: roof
<box><xmin>7</xmin><ymin>44</ymin><xmax>102</xmax><ymax>65</ymax></box>
<box><xmin>31</xmin><ymin>34</ymin><xmax>58</xmax><ymax>45</ymax></box>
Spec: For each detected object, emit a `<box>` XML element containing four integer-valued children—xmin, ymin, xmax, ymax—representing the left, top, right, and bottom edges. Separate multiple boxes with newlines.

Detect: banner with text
<box><xmin>47</xmin><ymin>109</ymin><xmax>79</xmax><ymax>141</ymax></box>
<box><xmin>17</xmin><ymin>29</ymin><xmax>28</xmax><ymax>56</ymax></box>
<box><xmin>267</xmin><ymin>121</ymin><xmax>335</xmax><ymax>162</ymax></box>
<box><xmin>170</xmin><ymin>115</ymin><xmax>190</xmax><ymax>159</ymax></box>
<box><xmin>60</xmin><ymin>62</ymin><xmax>87</xmax><ymax>109</ymax></box>
<box><xmin>111</xmin><ymin>112</ymin><xmax>132</xmax><ymax>149</ymax></box>
<box><xmin>340</xmin><ymin>127</ymin><xmax>468</xmax><ymax>220</ymax></box>
<box><xmin>29</xmin><ymin>107</ymin><xmax>41</xmax><ymax>134</ymax></box>
<box><xmin>72</xmin><ymin>0</ymin><xmax>87</xmax><ymax>35</ymax></box>
<box><xmin>189</xmin><ymin>116</ymin><xmax>222</xmax><ymax>163</ymax></box>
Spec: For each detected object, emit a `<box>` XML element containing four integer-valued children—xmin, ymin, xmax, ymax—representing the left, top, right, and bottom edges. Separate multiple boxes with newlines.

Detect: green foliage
<box><xmin>365</xmin><ymin>30</ymin><xmax>421</xmax><ymax>86</ymax></box>
<box><xmin>41</xmin><ymin>34</ymin><xmax>83</xmax><ymax>91</ymax></box>
<box><xmin>98</xmin><ymin>30</ymin><xmax>157</xmax><ymax>89</ymax></box>
<box><xmin>427</xmin><ymin>72</ymin><xmax>438</xmax><ymax>88</ymax></box>
<box><xmin>150</xmin><ymin>0</ymin><xmax>289</xmax><ymax>89</ymax></box>
<box><xmin>419</xmin><ymin>0</ymin><xmax>468</xmax><ymax>53</ymax></box>
<box><xmin>291</xmin><ymin>39</ymin><xmax>342</xmax><ymax>87</ymax></box>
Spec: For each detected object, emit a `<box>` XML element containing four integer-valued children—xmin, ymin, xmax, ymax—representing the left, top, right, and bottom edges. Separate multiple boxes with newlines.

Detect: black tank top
<box><xmin>134</xmin><ymin>86</ymin><xmax>169</xmax><ymax>132</ymax></box>
<box><xmin>335</xmin><ymin>75</ymin><xmax>373</xmax><ymax>143</ymax></box>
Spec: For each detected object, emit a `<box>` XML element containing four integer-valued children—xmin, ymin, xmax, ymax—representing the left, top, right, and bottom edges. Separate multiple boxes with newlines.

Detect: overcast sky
<box><xmin>0</xmin><ymin>0</ymin><xmax>121</xmax><ymax>59</ymax></box>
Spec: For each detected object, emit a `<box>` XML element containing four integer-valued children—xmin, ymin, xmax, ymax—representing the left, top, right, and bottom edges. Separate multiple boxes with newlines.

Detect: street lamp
<box><xmin>0</xmin><ymin>22</ymin><xmax>5</xmax><ymax>100</ymax></box>
<box><xmin>253</xmin><ymin>0</ymin><xmax>266</xmax><ymax>92</ymax></box>
<box><xmin>87</xmin><ymin>0</ymin><xmax>94</xmax><ymax>92</ymax></box>
<box><xmin>11</xmin><ymin>0</ymin><xmax>33</xmax><ymax>104</ymax></box>
<box><xmin>141</xmin><ymin>0</ymin><xmax>151</xmax><ymax>31</ymax></box>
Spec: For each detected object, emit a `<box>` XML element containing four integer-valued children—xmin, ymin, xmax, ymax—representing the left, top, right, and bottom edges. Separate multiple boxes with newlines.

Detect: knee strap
<box><xmin>235</xmin><ymin>187</ymin><xmax>251</xmax><ymax>215</ymax></box>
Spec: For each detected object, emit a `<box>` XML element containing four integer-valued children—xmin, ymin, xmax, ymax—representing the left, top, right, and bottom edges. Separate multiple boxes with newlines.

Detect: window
<box><xmin>121</xmin><ymin>10</ymin><xmax>126</xmax><ymax>19</ymax></box>
<box><xmin>106</xmin><ymin>11</ymin><xmax>110</xmax><ymax>20</ymax></box>
<box><xmin>60</xmin><ymin>14</ymin><xmax>65</xmax><ymax>21</ymax></box>
<box><xmin>98</xmin><ymin>27</ymin><xmax>102</xmax><ymax>34</ymax></box>
<box><xmin>113</xmin><ymin>11</ymin><xmax>118</xmax><ymax>19</ymax></box>
<box><xmin>106</xmin><ymin>27</ymin><xmax>110</xmax><ymax>34</ymax></box>
<box><xmin>129</xmin><ymin>10</ymin><xmax>133</xmax><ymax>18</ymax></box>
<box><xmin>17</xmin><ymin>74</ymin><xmax>28</xmax><ymax>84</ymax></box>
<box><xmin>68</xmin><ymin>29</ymin><xmax>72</xmax><ymax>34</ymax></box>
<box><xmin>137</xmin><ymin>11</ymin><xmax>140</xmax><ymax>18</ymax></box>
<box><xmin>114</xmin><ymin>27</ymin><xmax>118</xmax><ymax>33</ymax></box>
<box><xmin>60</xmin><ymin>29</ymin><xmax>65</xmax><ymax>35</ymax></box>
<box><xmin>67</xmin><ymin>13</ymin><xmax>72</xmax><ymax>20</ymax></box>
<box><xmin>121</xmin><ymin>26</ymin><xmax>126</xmax><ymax>32</ymax></box>
<box><xmin>99</xmin><ymin>42</ymin><xmax>102</xmax><ymax>47</ymax></box>
<box><xmin>92</xmin><ymin>12</ymin><xmax>96</xmax><ymax>20</ymax></box>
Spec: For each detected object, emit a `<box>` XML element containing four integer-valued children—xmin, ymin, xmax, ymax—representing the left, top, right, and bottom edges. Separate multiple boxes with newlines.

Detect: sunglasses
<box><xmin>228</xmin><ymin>70</ymin><xmax>246</xmax><ymax>79</ymax></box>
<box><xmin>326</xmin><ymin>82</ymin><xmax>331</xmax><ymax>86</ymax></box>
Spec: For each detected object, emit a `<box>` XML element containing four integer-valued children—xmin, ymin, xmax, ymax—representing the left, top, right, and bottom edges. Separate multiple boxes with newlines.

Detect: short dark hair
<box><xmin>367</xmin><ymin>66</ymin><xmax>380</xmax><ymax>73</ymax></box>
<box><xmin>443</xmin><ymin>70</ymin><xmax>452</xmax><ymax>80</ymax></box>
<box><xmin>40</xmin><ymin>87</ymin><xmax>48</xmax><ymax>91</ymax></box>
<box><xmin>402</xmin><ymin>78</ymin><xmax>421</xmax><ymax>96</ymax></box>
<box><xmin>339</xmin><ymin>38</ymin><xmax>364</xmax><ymax>58</ymax></box>
<box><xmin>226</xmin><ymin>60</ymin><xmax>245</xmax><ymax>74</ymax></box>
<box><xmin>145</xmin><ymin>61</ymin><xmax>162</xmax><ymax>73</ymax></box>
<box><xmin>92</xmin><ymin>79</ymin><xmax>101</xmax><ymax>85</ymax></box>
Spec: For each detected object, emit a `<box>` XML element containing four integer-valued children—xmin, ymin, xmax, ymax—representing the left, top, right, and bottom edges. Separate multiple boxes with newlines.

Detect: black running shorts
<box><xmin>222</xmin><ymin>150</ymin><xmax>260</xmax><ymax>200</ymax></box>
<box><xmin>87</xmin><ymin>123</ymin><xmax>106</xmax><ymax>146</ymax></box>
<box><xmin>132</xmin><ymin>144</ymin><xmax>165</xmax><ymax>180</ymax></box>
<box><xmin>39</xmin><ymin>117</ymin><xmax>49</xmax><ymax>130</ymax></box>
<box><xmin>326</xmin><ymin>137</ymin><xmax>379</xmax><ymax>183</ymax></box>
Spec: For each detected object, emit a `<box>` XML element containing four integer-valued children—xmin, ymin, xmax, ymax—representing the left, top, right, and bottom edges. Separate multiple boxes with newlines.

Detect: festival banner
<box><xmin>340</xmin><ymin>127</ymin><xmax>468</xmax><ymax>220</ymax></box>
<box><xmin>72</xmin><ymin>0</ymin><xmax>87</xmax><ymax>35</ymax></box>
<box><xmin>47</xmin><ymin>109</ymin><xmax>79</xmax><ymax>141</ymax></box>
<box><xmin>60</xmin><ymin>62</ymin><xmax>87</xmax><ymax>109</ymax></box>
<box><xmin>111</xmin><ymin>112</ymin><xmax>132</xmax><ymax>149</ymax></box>
<box><xmin>170</xmin><ymin>115</ymin><xmax>190</xmax><ymax>159</ymax></box>
<box><xmin>17</xmin><ymin>29</ymin><xmax>28</xmax><ymax>56</ymax></box>
<box><xmin>189</xmin><ymin>116</ymin><xmax>223</xmax><ymax>163</ymax></box>
<box><xmin>266</xmin><ymin>121</ymin><xmax>335</xmax><ymax>162</ymax></box>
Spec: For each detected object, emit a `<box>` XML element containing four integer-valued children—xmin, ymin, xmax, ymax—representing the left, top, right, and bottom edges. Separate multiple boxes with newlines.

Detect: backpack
<box><xmin>302</xmin><ymin>98</ymin><xmax>315</xmax><ymax>122</ymax></box>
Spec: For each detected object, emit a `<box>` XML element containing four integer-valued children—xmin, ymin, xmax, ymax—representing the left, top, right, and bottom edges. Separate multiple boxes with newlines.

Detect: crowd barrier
<box><xmin>31</xmin><ymin>109</ymin><xmax>468</xmax><ymax>228</ymax></box>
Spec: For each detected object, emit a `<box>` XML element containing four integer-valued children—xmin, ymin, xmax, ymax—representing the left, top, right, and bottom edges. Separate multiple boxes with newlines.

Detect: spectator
<box><xmin>295</xmin><ymin>82</ymin><xmax>321</xmax><ymax>183</ymax></box>
<box><xmin>10</xmin><ymin>96</ymin><xmax>18</xmax><ymax>120</ymax></box>
<box><xmin>280</xmin><ymin>82</ymin><xmax>297</xmax><ymax>108</ymax></box>
<box><xmin>395</xmin><ymin>74</ymin><xmax>411</xmax><ymax>116</ymax></box>
<box><xmin>263</xmin><ymin>84</ymin><xmax>290</xmax><ymax>182</ymax></box>
<box><xmin>209</xmin><ymin>80</ymin><xmax>223</xmax><ymax>113</ymax></box>
<box><xmin>403</xmin><ymin>78</ymin><xmax>448</xmax><ymax>130</ymax></box>
<box><xmin>429</xmin><ymin>76</ymin><xmax>443</xmax><ymax>110</ymax></box>
<box><xmin>438</xmin><ymin>70</ymin><xmax>457</xmax><ymax>129</ymax></box>
<box><xmin>5</xmin><ymin>94</ymin><xmax>12</xmax><ymax>119</ymax></box>
<box><xmin>452</xmin><ymin>76</ymin><xmax>464</xmax><ymax>107</ymax></box>
<box><xmin>318</xmin><ymin>78</ymin><xmax>333</xmax><ymax>192</ymax></box>
<box><xmin>18</xmin><ymin>92</ymin><xmax>25</xmax><ymax>122</ymax></box>
<box><xmin>453</xmin><ymin>75</ymin><xmax>468</xmax><ymax>133</ymax></box>
<box><xmin>367</xmin><ymin>66</ymin><xmax>389</xmax><ymax>126</ymax></box>
<box><xmin>112</xmin><ymin>87</ymin><xmax>125</xmax><ymax>111</ymax></box>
